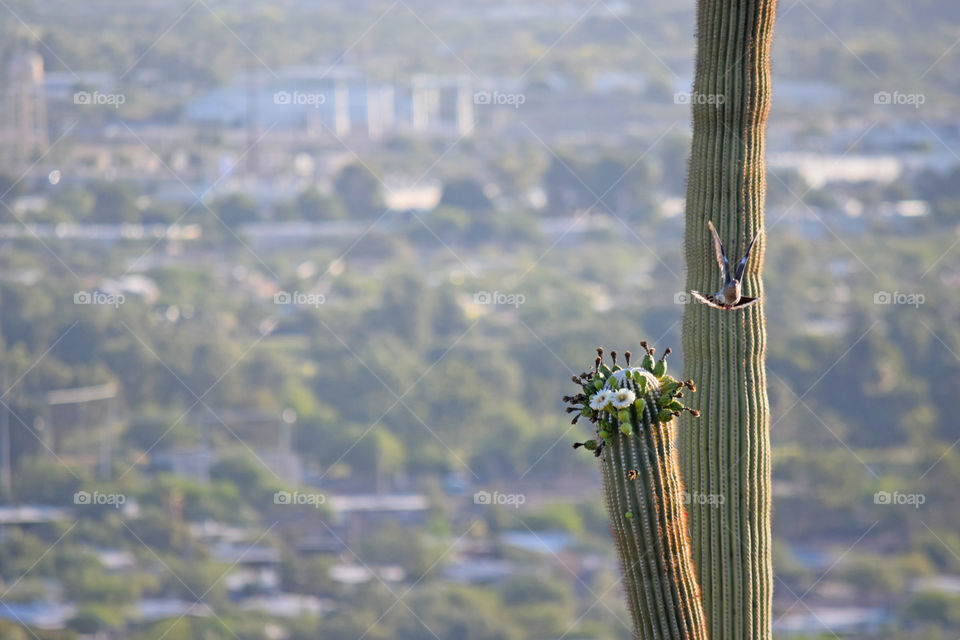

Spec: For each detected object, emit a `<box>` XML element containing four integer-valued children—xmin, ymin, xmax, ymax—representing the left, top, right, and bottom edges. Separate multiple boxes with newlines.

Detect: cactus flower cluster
<box><xmin>563</xmin><ymin>343</ymin><xmax>707</xmax><ymax>639</ymax></box>
<box><xmin>565</xmin><ymin>343</ymin><xmax>699</xmax><ymax>459</ymax></box>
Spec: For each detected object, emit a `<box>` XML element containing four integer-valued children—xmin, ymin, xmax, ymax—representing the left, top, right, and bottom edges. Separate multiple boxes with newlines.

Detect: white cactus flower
<box><xmin>611</xmin><ymin>388</ymin><xmax>636</xmax><ymax>409</ymax></box>
<box><xmin>590</xmin><ymin>389</ymin><xmax>615</xmax><ymax>411</ymax></box>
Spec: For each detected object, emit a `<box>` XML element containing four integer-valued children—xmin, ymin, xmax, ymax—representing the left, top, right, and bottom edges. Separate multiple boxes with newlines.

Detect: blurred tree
<box><xmin>334</xmin><ymin>164</ymin><xmax>383</xmax><ymax>218</ymax></box>
<box><xmin>500</xmin><ymin>574</ymin><xmax>574</xmax><ymax>607</ymax></box>
<box><xmin>0</xmin><ymin>173</ymin><xmax>25</xmax><ymax>205</ymax></box>
<box><xmin>88</xmin><ymin>182</ymin><xmax>138</xmax><ymax>223</ymax></box>
<box><xmin>438</xmin><ymin>177</ymin><xmax>492</xmax><ymax>212</ymax></box>
<box><xmin>295</xmin><ymin>187</ymin><xmax>345</xmax><ymax>220</ymax></box>
<box><xmin>901</xmin><ymin>591</ymin><xmax>960</xmax><ymax>628</ymax></box>
<box><xmin>543</xmin><ymin>155</ymin><xmax>590</xmax><ymax>215</ymax></box>
<box><xmin>211</xmin><ymin>193</ymin><xmax>259</xmax><ymax>227</ymax></box>
<box><xmin>210</xmin><ymin>451</ymin><xmax>278</xmax><ymax>506</ymax></box>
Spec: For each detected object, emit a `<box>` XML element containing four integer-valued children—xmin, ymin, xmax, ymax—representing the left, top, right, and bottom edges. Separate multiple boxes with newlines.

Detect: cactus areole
<box><xmin>680</xmin><ymin>0</ymin><xmax>777</xmax><ymax>637</ymax></box>
<box><xmin>566</xmin><ymin>345</ymin><xmax>707</xmax><ymax>639</ymax></box>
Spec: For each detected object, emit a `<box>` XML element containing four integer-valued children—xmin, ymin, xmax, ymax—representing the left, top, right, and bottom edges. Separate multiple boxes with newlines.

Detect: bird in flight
<box><xmin>690</xmin><ymin>220</ymin><xmax>761</xmax><ymax>310</ymax></box>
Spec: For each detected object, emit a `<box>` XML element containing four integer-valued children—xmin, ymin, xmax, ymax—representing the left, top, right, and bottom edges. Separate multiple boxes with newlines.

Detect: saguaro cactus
<box><xmin>679</xmin><ymin>0</ymin><xmax>777</xmax><ymax>638</ymax></box>
<box><xmin>566</xmin><ymin>345</ymin><xmax>707</xmax><ymax>639</ymax></box>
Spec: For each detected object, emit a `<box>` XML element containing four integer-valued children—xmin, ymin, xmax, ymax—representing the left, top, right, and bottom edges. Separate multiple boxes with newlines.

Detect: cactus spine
<box><xmin>680</xmin><ymin>0</ymin><xmax>777</xmax><ymax>638</ymax></box>
<box><xmin>567</xmin><ymin>346</ymin><xmax>707</xmax><ymax>639</ymax></box>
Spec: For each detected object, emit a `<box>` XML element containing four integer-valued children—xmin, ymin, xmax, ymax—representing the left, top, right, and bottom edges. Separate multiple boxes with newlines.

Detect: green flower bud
<box><xmin>653</xmin><ymin>359</ymin><xmax>666</xmax><ymax>377</ymax></box>
<box><xmin>661</xmin><ymin>380</ymin><xmax>681</xmax><ymax>394</ymax></box>
<box><xmin>641</xmin><ymin>354</ymin><xmax>654</xmax><ymax>371</ymax></box>
<box><xmin>620</xmin><ymin>423</ymin><xmax>633</xmax><ymax>436</ymax></box>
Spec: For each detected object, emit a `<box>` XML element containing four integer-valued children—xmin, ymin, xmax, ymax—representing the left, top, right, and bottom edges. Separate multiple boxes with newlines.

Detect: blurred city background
<box><xmin>0</xmin><ymin>1</ymin><xmax>958</xmax><ymax>638</ymax></box>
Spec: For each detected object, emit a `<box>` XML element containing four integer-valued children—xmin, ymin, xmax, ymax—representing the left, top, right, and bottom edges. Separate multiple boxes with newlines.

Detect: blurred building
<box><xmin>185</xmin><ymin>67</ymin><xmax>474</xmax><ymax>140</ymax></box>
<box><xmin>186</xmin><ymin>67</ymin><xmax>387</xmax><ymax>139</ymax></box>
<box><xmin>3</xmin><ymin>51</ymin><xmax>49</xmax><ymax>169</ymax></box>
<box><xmin>410</xmin><ymin>74</ymin><xmax>474</xmax><ymax>137</ymax></box>
<box><xmin>152</xmin><ymin>407</ymin><xmax>302</xmax><ymax>485</ymax></box>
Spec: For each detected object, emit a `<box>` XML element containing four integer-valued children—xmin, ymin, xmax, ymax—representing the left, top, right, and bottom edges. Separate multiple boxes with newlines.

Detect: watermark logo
<box><xmin>473</xmin><ymin>490</ymin><xmax>525</xmax><ymax>508</ymax></box>
<box><xmin>74</xmin><ymin>291</ymin><xmax>125</xmax><ymax>308</ymax></box>
<box><xmin>473</xmin><ymin>290</ymin><xmax>525</xmax><ymax>308</ymax></box>
<box><xmin>682</xmin><ymin>491</ymin><xmax>725</xmax><ymax>506</ymax></box>
<box><xmin>674</xmin><ymin>92</ymin><xmax>725</xmax><ymax>106</ymax></box>
<box><xmin>874</xmin><ymin>490</ymin><xmax>925</xmax><ymax>508</ymax></box>
<box><xmin>274</xmin><ymin>291</ymin><xmax>326</xmax><ymax>308</ymax></box>
<box><xmin>273</xmin><ymin>490</ymin><xmax>326</xmax><ymax>508</ymax></box>
<box><xmin>874</xmin><ymin>91</ymin><xmax>925</xmax><ymax>109</ymax></box>
<box><xmin>873</xmin><ymin>290</ymin><xmax>924</xmax><ymax>308</ymax></box>
<box><xmin>473</xmin><ymin>90</ymin><xmax>526</xmax><ymax>109</ymax></box>
<box><xmin>674</xmin><ymin>291</ymin><xmax>692</xmax><ymax>305</ymax></box>
<box><xmin>74</xmin><ymin>490</ymin><xmax>126</xmax><ymax>508</ymax></box>
<box><xmin>74</xmin><ymin>91</ymin><xmax>126</xmax><ymax>109</ymax></box>
<box><xmin>273</xmin><ymin>91</ymin><xmax>326</xmax><ymax>108</ymax></box>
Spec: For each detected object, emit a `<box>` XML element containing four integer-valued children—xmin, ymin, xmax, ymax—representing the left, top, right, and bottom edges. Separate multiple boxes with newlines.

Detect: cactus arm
<box><xmin>567</xmin><ymin>347</ymin><xmax>707</xmax><ymax>639</ymax></box>
<box><xmin>680</xmin><ymin>0</ymin><xmax>777</xmax><ymax>637</ymax></box>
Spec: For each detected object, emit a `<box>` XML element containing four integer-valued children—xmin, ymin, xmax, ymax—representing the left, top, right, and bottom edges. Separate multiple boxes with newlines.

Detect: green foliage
<box><xmin>333</xmin><ymin>164</ymin><xmax>383</xmax><ymax>218</ymax></box>
<box><xmin>295</xmin><ymin>187</ymin><xmax>345</xmax><ymax>220</ymax></box>
<box><xmin>211</xmin><ymin>193</ymin><xmax>259</xmax><ymax>227</ymax></box>
<box><xmin>0</xmin><ymin>173</ymin><xmax>25</xmax><ymax>205</ymax></box>
<box><xmin>900</xmin><ymin>591</ymin><xmax>960</xmax><ymax>628</ymax></box>
<box><xmin>62</xmin><ymin>565</ymin><xmax>139</xmax><ymax>605</ymax></box>
<box><xmin>543</xmin><ymin>151</ymin><xmax>658</xmax><ymax>218</ymax></box>
<box><xmin>439</xmin><ymin>178</ymin><xmax>493</xmax><ymax>212</ymax></box>
<box><xmin>500</xmin><ymin>574</ymin><xmax>574</xmax><ymax>608</ymax></box>
<box><xmin>12</xmin><ymin>456</ymin><xmax>83</xmax><ymax>504</ymax></box>
<box><xmin>210</xmin><ymin>451</ymin><xmax>281</xmax><ymax>507</ymax></box>
<box><xmin>358</xmin><ymin>523</ymin><xmax>440</xmax><ymax>578</ymax></box>
<box><xmin>88</xmin><ymin>182</ymin><xmax>138</xmax><ymax>223</ymax></box>
<box><xmin>0</xmin><ymin>529</ymin><xmax>57</xmax><ymax>580</ymax></box>
<box><xmin>520</xmin><ymin>504</ymin><xmax>585</xmax><ymax>535</ymax></box>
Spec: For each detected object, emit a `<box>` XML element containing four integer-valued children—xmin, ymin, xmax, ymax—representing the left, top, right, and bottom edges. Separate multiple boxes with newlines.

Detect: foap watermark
<box><xmin>874</xmin><ymin>90</ymin><xmax>925</xmax><ymax>109</ymax></box>
<box><xmin>74</xmin><ymin>90</ymin><xmax>125</xmax><ymax>108</ymax></box>
<box><xmin>874</xmin><ymin>490</ymin><xmax>925</xmax><ymax>508</ymax></box>
<box><xmin>274</xmin><ymin>291</ymin><xmax>326</xmax><ymax>308</ymax></box>
<box><xmin>473</xmin><ymin>490</ymin><xmax>525</xmax><ymax>508</ymax></box>
<box><xmin>74</xmin><ymin>490</ymin><xmax>126</xmax><ymax>508</ymax></box>
<box><xmin>273</xmin><ymin>490</ymin><xmax>326</xmax><ymax>508</ymax></box>
<box><xmin>674</xmin><ymin>92</ymin><xmax>725</xmax><ymax>106</ymax></box>
<box><xmin>682</xmin><ymin>491</ymin><xmax>725</xmax><ymax>506</ymax></box>
<box><xmin>273</xmin><ymin>91</ymin><xmax>326</xmax><ymax>108</ymax></box>
<box><xmin>874</xmin><ymin>290</ymin><xmax>924</xmax><ymax>308</ymax></box>
<box><xmin>74</xmin><ymin>291</ymin><xmax>125</xmax><ymax>308</ymax></box>
<box><xmin>674</xmin><ymin>291</ymin><xmax>692</xmax><ymax>305</ymax></box>
<box><xmin>473</xmin><ymin>90</ymin><xmax>526</xmax><ymax>109</ymax></box>
<box><xmin>473</xmin><ymin>290</ymin><xmax>525</xmax><ymax>308</ymax></box>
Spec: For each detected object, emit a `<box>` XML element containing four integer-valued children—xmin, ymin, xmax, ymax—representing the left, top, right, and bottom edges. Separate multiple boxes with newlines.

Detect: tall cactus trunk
<box><xmin>680</xmin><ymin>0</ymin><xmax>777</xmax><ymax>638</ymax></box>
<box><xmin>567</xmin><ymin>346</ymin><xmax>707</xmax><ymax>639</ymax></box>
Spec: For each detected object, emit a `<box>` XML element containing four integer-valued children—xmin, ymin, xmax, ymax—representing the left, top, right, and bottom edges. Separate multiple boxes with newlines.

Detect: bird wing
<box><xmin>734</xmin><ymin>228</ymin><xmax>761</xmax><ymax>281</ymax></box>
<box><xmin>690</xmin><ymin>290</ymin><xmax>728</xmax><ymax>309</ymax></box>
<box><xmin>708</xmin><ymin>220</ymin><xmax>731</xmax><ymax>284</ymax></box>
<box><xmin>691</xmin><ymin>291</ymin><xmax>762</xmax><ymax>311</ymax></box>
<box><xmin>730</xmin><ymin>295</ymin><xmax>761</xmax><ymax>309</ymax></box>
